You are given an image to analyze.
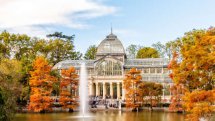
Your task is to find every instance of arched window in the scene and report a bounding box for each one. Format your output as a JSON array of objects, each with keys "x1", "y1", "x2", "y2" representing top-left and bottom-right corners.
[{"x1": 96, "y1": 60, "x2": 122, "y2": 76}]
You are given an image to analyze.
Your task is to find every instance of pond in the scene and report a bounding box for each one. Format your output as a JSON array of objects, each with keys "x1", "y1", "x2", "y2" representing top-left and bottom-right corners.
[{"x1": 15, "y1": 111, "x2": 185, "y2": 121}]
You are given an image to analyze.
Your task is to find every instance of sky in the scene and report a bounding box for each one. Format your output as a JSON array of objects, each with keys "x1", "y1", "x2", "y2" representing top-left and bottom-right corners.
[{"x1": 0, "y1": 0, "x2": 215, "y2": 54}]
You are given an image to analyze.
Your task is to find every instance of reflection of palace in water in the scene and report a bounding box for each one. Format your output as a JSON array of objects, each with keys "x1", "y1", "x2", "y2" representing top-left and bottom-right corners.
[{"x1": 53, "y1": 31, "x2": 172, "y2": 101}]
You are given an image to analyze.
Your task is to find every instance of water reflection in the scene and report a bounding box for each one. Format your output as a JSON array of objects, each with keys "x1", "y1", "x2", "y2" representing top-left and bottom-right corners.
[{"x1": 15, "y1": 111, "x2": 185, "y2": 121}]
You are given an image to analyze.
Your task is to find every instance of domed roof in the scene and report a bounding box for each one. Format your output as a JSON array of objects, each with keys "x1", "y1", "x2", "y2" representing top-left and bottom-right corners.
[{"x1": 96, "y1": 33, "x2": 125, "y2": 55}]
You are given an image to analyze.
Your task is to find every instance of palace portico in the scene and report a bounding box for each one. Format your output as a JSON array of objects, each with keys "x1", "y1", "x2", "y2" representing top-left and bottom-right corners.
[{"x1": 89, "y1": 81, "x2": 123, "y2": 100}]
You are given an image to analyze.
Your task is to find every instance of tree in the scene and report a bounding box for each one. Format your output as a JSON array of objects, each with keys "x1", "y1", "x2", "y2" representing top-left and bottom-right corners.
[
  {"x1": 59, "y1": 67, "x2": 79, "y2": 112},
  {"x1": 142, "y1": 82, "x2": 163, "y2": 110},
  {"x1": 0, "y1": 31, "x2": 82, "y2": 109},
  {"x1": 152, "y1": 42, "x2": 166, "y2": 58},
  {"x1": 46, "y1": 32, "x2": 82, "y2": 64},
  {"x1": 136, "y1": 47, "x2": 160, "y2": 58},
  {"x1": 31, "y1": 38, "x2": 82, "y2": 65},
  {"x1": 168, "y1": 28, "x2": 214, "y2": 90},
  {"x1": 0, "y1": 31, "x2": 11, "y2": 59},
  {"x1": 165, "y1": 40, "x2": 180, "y2": 60},
  {"x1": 28, "y1": 57, "x2": 57, "y2": 112},
  {"x1": 165, "y1": 29, "x2": 206, "y2": 60},
  {"x1": 168, "y1": 27, "x2": 215, "y2": 120},
  {"x1": 49, "y1": 39, "x2": 73, "y2": 64},
  {"x1": 0, "y1": 59, "x2": 22, "y2": 121},
  {"x1": 10, "y1": 34, "x2": 31, "y2": 60},
  {"x1": 31, "y1": 39, "x2": 51, "y2": 58},
  {"x1": 123, "y1": 68, "x2": 143, "y2": 110},
  {"x1": 126, "y1": 44, "x2": 142, "y2": 59},
  {"x1": 0, "y1": 31, "x2": 35, "y2": 105},
  {"x1": 183, "y1": 90, "x2": 215, "y2": 121},
  {"x1": 46, "y1": 31, "x2": 75, "y2": 42},
  {"x1": 169, "y1": 84, "x2": 187, "y2": 112},
  {"x1": 84, "y1": 45, "x2": 97, "y2": 60}
]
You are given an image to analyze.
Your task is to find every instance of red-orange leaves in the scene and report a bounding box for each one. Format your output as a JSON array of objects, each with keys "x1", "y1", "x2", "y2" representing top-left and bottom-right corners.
[
  {"x1": 168, "y1": 28, "x2": 215, "y2": 120},
  {"x1": 169, "y1": 84, "x2": 187, "y2": 112},
  {"x1": 123, "y1": 68, "x2": 143, "y2": 110},
  {"x1": 183, "y1": 90, "x2": 215, "y2": 121},
  {"x1": 28, "y1": 56, "x2": 57, "y2": 112},
  {"x1": 59, "y1": 67, "x2": 79, "y2": 110}
]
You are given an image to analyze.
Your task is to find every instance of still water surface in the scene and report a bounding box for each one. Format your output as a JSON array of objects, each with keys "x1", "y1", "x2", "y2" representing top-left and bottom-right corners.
[{"x1": 15, "y1": 111, "x2": 185, "y2": 121}]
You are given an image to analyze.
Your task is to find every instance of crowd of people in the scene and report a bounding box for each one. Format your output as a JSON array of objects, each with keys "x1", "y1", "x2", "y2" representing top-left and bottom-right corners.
[{"x1": 89, "y1": 96, "x2": 121, "y2": 109}]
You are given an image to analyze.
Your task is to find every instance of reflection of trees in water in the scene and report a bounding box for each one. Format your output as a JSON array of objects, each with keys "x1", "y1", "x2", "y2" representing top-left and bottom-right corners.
[{"x1": 15, "y1": 111, "x2": 185, "y2": 121}]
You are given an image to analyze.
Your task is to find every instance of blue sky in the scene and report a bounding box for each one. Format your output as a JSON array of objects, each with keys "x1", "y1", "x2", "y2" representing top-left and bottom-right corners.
[{"x1": 0, "y1": 0, "x2": 215, "y2": 54}]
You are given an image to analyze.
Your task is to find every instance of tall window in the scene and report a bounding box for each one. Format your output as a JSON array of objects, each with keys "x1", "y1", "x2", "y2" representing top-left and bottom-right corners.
[
  {"x1": 96, "y1": 60, "x2": 122, "y2": 76},
  {"x1": 150, "y1": 68, "x2": 155, "y2": 73},
  {"x1": 143, "y1": 68, "x2": 149, "y2": 73},
  {"x1": 156, "y1": 68, "x2": 162, "y2": 73}
]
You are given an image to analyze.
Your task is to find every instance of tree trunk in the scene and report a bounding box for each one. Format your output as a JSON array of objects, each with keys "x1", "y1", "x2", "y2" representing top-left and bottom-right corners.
[{"x1": 68, "y1": 108, "x2": 74, "y2": 112}]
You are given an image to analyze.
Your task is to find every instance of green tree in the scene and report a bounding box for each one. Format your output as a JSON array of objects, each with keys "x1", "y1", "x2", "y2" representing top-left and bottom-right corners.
[
  {"x1": 46, "y1": 31, "x2": 75, "y2": 42},
  {"x1": 136, "y1": 47, "x2": 160, "y2": 58},
  {"x1": 0, "y1": 59, "x2": 22, "y2": 121},
  {"x1": 165, "y1": 29, "x2": 206, "y2": 60},
  {"x1": 152, "y1": 42, "x2": 165, "y2": 58},
  {"x1": 46, "y1": 32, "x2": 82, "y2": 64},
  {"x1": 84, "y1": 45, "x2": 97, "y2": 60},
  {"x1": 0, "y1": 31, "x2": 12, "y2": 59},
  {"x1": 10, "y1": 34, "x2": 31, "y2": 60},
  {"x1": 48, "y1": 39, "x2": 81, "y2": 64},
  {"x1": 0, "y1": 31, "x2": 33, "y2": 105},
  {"x1": 126, "y1": 44, "x2": 141, "y2": 59}
]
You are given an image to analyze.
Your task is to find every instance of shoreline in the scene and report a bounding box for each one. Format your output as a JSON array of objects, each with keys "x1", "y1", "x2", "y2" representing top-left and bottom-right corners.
[{"x1": 16, "y1": 107, "x2": 183, "y2": 114}]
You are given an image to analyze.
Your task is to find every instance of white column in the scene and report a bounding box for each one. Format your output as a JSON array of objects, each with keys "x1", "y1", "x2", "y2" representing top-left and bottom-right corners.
[
  {"x1": 96, "y1": 82, "x2": 99, "y2": 96},
  {"x1": 162, "y1": 83, "x2": 165, "y2": 101},
  {"x1": 89, "y1": 82, "x2": 93, "y2": 96},
  {"x1": 103, "y1": 82, "x2": 106, "y2": 99},
  {"x1": 122, "y1": 82, "x2": 125, "y2": 100},
  {"x1": 117, "y1": 82, "x2": 120, "y2": 99},
  {"x1": 110, "y1": 82, "x2": 113, "y2": 99},
  {"x1": 92, "y1": 83, "x2": 95, "y2": 96}
]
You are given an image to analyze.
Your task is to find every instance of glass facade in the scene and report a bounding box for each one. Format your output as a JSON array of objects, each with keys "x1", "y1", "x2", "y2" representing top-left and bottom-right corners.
[
  {"x1": 52, "y1": 32, "x2": 173, "y2": 100},
  {"x1": 96, "y1": 33, "x2": 125, "y2": 55},
  {"x1": 96, "y1": 60, "x2": 122, "y2": 76}
]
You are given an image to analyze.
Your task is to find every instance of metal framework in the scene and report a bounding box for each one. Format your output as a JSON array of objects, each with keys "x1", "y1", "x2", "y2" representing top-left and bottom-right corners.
[{"x1": 52, "y1": 32, "x2": 173, "y2": 101}]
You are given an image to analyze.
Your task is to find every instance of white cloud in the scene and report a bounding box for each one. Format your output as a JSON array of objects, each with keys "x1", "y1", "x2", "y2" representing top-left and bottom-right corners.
[
  {"x1": 0, "y1": 0, "x2": 116, "y2": 36},
  {"x1": 8, "y1": 26, "x2": 53, "y2": 38}
]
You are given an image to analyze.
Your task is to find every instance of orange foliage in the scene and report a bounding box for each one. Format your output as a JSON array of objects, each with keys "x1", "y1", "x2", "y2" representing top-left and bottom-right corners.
[
  {"x1": 168, "y1": 28, "x2": 215, "y2": 90},
  {"x1": 28, "y1": 56, "x2": 57, "y2": 112},
  {"x1": 183, "y1": 89, "x2": 215, "y2": 121},
  {"x1": 168, "y1": 27, "x2": 215, "y2": 120},
  {"x1": 123, "y1": 68, "x2": 143, "y2": 109},
  {"x1": 142, "y1": 82, "x2": 163, "y2": 110},
  {"x1": 59, "y1": 67, "x2": 79, "y2": 110},
  {"x1": 169, "y1": 84, "x2": 188, "y2": 112}
]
